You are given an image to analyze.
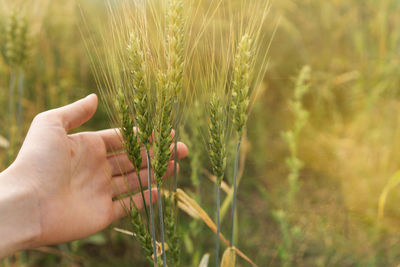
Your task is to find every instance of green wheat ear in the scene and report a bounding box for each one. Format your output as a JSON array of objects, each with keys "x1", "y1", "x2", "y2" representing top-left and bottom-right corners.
[
  {"x1": 116, "y1": 88, "x2": 153, "y2": 260},
  {"x1": 208, "y1": 94, "x2": 227, "y2": 267},
  {"x1": 165, "y1": 193, "x2": 180, "y2": 266},
  {"x1": 167, "y1": 0, "x2": 185, "y2": 98},
  {"x1": 153, "y1": 72, "x2": 174, "y2": 187},
  {"x1": 115, "y1": 89, "x2": 142, "y2": 171},
  {"x1": 5, "y1": 10, "x2": 29, "y2": 68},
  {"x1": 127, "y1": 33, "x2": 153, "y2": 148},
  {"x1": 229, "y1": 33, "x2": 254, "y2": 250},
  {"x1": 208, "y1": 94, "x2": 227, "y2": 185},
  {"x1": 231, "y1": 34, "x2": 252, "y2": 137},
  {"x1": 152, "y1": 71, "x2": 174, "y2": 267},
  {"x1": 130, "y1": 201, "x2": 154, "y2": 263}
]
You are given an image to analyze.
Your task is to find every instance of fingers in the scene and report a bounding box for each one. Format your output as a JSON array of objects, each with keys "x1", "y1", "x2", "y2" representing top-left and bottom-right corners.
[
  {"x1": 112, "y1": 189, "x2": 158, "y2": 221},
  {"x1": 108, "y1": 142, "x2": 188, "y2": 175},
  {"x1": 94, "y1": 128, "x2": 180, "y2": 154},
  {"x1": 111, "y1": 161, "x2": 177, "y2": 197},
  {"x1": 98, "y1": 128, "x2": 176, "y2": 153},
  {"x1": 97, "y1": 128, "x2": 124, "y2": 152},
  {"x1": 52, "y1": 94, "x2": 98, "y2": 131},
  {"x1": 171, "y1": 141, "x2": 188, "y2": 160}
]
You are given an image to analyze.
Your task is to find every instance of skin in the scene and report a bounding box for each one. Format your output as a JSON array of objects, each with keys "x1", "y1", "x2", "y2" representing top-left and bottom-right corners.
[{"x1": 0, "y1": 94, "x2": 188, "y2": 258}]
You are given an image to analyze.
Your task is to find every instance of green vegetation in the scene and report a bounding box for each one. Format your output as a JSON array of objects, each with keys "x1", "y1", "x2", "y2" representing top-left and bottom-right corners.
[{"x1": 1, "y1": 0, "x2": 400, "y2": 266}]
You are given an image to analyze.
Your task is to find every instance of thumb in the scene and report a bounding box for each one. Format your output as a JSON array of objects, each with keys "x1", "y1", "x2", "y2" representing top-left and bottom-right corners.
[{"x1": 53, "y1": 94, "x2": 98, "y2": 131}]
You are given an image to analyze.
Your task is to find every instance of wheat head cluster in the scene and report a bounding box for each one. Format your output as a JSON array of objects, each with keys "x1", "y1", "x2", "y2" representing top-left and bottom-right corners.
[{"x1": 87, "y1": 0, "x2": 269, "y2": 266}]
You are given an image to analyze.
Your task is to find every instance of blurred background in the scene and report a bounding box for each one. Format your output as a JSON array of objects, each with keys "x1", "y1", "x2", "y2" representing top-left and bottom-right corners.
[{"x1": 0, "y1": 0, "x2": 399, "y2": 266}]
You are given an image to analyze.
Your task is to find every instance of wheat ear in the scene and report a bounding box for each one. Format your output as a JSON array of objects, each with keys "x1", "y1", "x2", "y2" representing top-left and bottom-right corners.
[
  {"x1": 128, "y1": 33, "x2": 153, "y2": 147},
  {"x1": 127, "y1": 33, "x2": 158, "y2": 266},
  {"x1": 208, "y1": 94, "x2": 227, "y2": 267},
  {"x1": 115, "y1": 89, "x2": 155, "y2": 262},
  {"x1": 165, "y1": 0, "x2": 186, "y2": 264},
  {"x1": 153, "y1": 72, "x2": 174, "y2": 267},
  {"x1": 230, "y1": 34, "x2": 253, "y2": 251},
  {"x1": 166, "y1": 0, "x2": 185, "y2": 193}
]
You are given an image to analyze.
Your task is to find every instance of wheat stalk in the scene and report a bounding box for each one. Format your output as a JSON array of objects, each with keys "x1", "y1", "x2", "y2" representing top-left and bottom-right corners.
[
  {"x1": 165, "y1": 0, "x2": 186, "y2": 264},
  {"x1": 152, "y1": 71, "x2": 174, "y2": 267},
  {"x1": 130, "y1": 199, "x2": 154, "y2": 262},
  {"x1": 114, "y1": 89, "x2": 157, "y2": 264},
  {"x1": 115, "y1": 89, "x2": 148, "y2": 220},
  {"x1": 126, "y1": 30, "x2": 159, "y2": 266},
  {"x1": 208, "y1": 93, "x2": 227, "y2": 267},
  {"x1": 231, "y1": 34, "x2": 252, "y2": 137},
  {"x1": 127, "y1": 32, "x2": 153, "y2": 224},
  {"x1": 230, "y1": 34, "x2": 253, "y2": 253}
]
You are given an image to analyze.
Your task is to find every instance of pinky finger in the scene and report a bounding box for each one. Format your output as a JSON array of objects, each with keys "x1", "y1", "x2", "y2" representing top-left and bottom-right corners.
[{"x1": 112, "y1": 189, "x2": 158, "y2": 221}]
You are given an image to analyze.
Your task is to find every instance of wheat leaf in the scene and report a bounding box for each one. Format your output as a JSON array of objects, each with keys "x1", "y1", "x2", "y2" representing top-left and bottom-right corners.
[
  {"x1": 378, "y1": 170, "x2": 400, "y2": 220},
  {"x1": 221, "y1": 247, "x2": 236, "y2": 267},
  {"x1": 113, "y1": 227, "x2": 168, "y2": 259},
  {"x1": 176, "y1": 189, "x2": 258, "y2": 267},
  {"x1": 198, "y1": 253, "x2": 210, "y2": 267}
]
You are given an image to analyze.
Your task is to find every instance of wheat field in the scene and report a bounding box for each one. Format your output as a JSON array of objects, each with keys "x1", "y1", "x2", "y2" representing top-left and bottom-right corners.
[{"x1": 0, "y1": 0, "x2": 399, "y2": 266}]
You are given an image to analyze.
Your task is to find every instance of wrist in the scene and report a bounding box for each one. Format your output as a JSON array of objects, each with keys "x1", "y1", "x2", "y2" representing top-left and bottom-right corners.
[{"x1": 0, "y1": 163, "x2": 41, "y2": 258}]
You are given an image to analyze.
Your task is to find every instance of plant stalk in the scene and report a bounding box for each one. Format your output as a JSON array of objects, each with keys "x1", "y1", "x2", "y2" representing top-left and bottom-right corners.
[
  {"x1": 173, "y1": 134, "x2": 178, "y2": 192},
  {"x1": 7, "y1": 70, "x2": 16, "y2": 163},
  {"x1": 136, "y1": 170, "x2": 149, "y2": 229},
  {"x1": 146, "y1": 148, "x2": 158, "y2": 266},
  {"x1": 8, "y1": 70, "x2": 16, "y2": 136},
  {"x1": 17, "y1": 69, "x2": 24, "y2": 138},
  {"x1": 157, "y1": 186, "x2": 167, "y2": 267},
  {"x1": 230, "y1": 136, "x2": 242, "y2": 247},
  {"x1": 173, "y1": 101, "x2": 180, "y2": 192},
  {"x1": 216, "y1": 184, "x2": 221, "y2": 267}
]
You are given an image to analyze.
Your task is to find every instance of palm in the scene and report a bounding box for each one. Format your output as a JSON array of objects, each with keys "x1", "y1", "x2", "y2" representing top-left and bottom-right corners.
[
  {"x1": 12, "y1": 95, "x2": 188, "y2": 246},
  {"x1": 17, "y1": 114, "x2": 114, "y2": 244}
]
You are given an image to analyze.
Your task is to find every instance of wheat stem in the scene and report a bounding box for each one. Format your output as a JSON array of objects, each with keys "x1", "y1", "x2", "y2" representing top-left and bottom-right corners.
[
  {"x1": 216, "y1": 184, "x2": 221, "y2": 267},
  {"x1": 8, "y1": 70, "x2": 16, "y2": 134},
  {"x1": 136, "y1": 170, "x2": 149, "y2": 229},
  {"x1": 7, "y1": 70, "x2": 16, "y2": 163},
  {"x1": 173, "y1": 130, "x2": 179, "y2": 192},
  {"x1": 157, "y1": 186, "x2": 167, "y2": 267},
  {"x1": 230, "y1": 136, "x2": 242, "y2": 248},
  {"x1": 146, "y1": 148, "x2": 158, "y2": 266},
  {"x1": 208, "y1": 94, "x2": 226, "y2": 267},
  {"x1": 17, "y1": 69, "x2": 24, "y2": 138},
  {"x1": 173, "y1": 101, "x2": 180, "y2": 193}
]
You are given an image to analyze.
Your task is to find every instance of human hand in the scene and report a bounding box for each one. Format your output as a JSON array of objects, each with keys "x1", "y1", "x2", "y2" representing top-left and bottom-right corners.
[{"x1": 0, "y1": 94, "x2": 187, "y2": 255}]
